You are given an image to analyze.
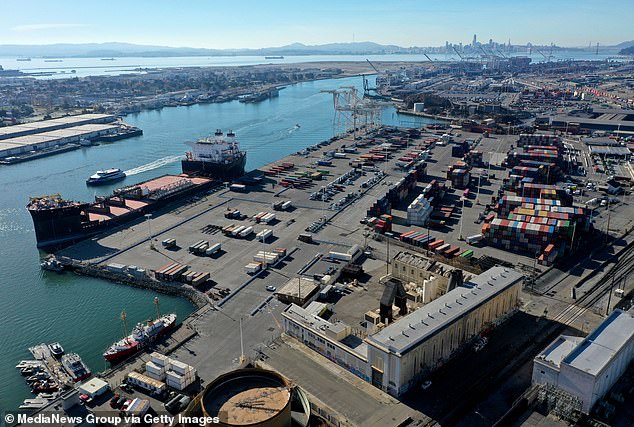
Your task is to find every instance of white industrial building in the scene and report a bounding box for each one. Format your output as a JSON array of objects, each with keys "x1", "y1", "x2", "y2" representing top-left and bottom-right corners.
[
  {"x1": 283, "y1": 266, "x2": 524, "y2": 396},
  {"x1": 532, "y1": 309, "x2": 634, "y2": 413}
]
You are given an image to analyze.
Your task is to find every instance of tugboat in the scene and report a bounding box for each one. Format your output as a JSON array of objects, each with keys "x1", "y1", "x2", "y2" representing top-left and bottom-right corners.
[
  {"x1": 86, "y1": 168, "x2": 126, "y2": 186},
  {"x1": 103, "y1": 298, "x2": 177, "y2": 364},
  {"x1": 47, "y1": 343, "x2": 64, "y2": 359}
]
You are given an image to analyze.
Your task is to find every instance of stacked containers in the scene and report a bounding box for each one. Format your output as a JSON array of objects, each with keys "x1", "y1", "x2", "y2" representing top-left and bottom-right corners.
[
  {"x1": 407, "y1": 194, "x2": 433, "y2": 226},
  {"x1": 165, "y1": 359, "x2": 197, "y2": 391}
]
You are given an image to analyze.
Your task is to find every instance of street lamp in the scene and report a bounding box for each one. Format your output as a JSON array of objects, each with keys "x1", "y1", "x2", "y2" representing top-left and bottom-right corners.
[{"x1": 145, "y1": 213, "x2": 154, "y2": 248}]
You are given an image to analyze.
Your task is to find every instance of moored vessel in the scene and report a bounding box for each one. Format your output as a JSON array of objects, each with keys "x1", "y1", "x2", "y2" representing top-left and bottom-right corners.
[
  {"x1": 103, "y1": 298, "x2": 177, "y2": 364},
  {"x1": 47, "y1": 343, "x2": 64, "y2": 359},
  {"x1": 60, "y1": 353, "x2": 91, "y2": 382},
  {"x1": 182, "y1": 130, "x2": 246, "y2": 179}
]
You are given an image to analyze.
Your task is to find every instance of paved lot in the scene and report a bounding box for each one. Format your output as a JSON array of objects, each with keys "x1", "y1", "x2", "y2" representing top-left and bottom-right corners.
[{"x1": 259, "y1": 335, "x2": 429, "y2": 426}]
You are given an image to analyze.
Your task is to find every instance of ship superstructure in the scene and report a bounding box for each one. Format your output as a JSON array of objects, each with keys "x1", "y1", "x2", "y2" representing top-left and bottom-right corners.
[{"x1": 182, "y1": 129, "x2": 246, "y2": 178}]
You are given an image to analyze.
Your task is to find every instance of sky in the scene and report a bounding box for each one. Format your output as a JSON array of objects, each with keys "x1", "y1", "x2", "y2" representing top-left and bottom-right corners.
[{"x1": 1, "y1": 0, "x2": 632, "y2": 48}]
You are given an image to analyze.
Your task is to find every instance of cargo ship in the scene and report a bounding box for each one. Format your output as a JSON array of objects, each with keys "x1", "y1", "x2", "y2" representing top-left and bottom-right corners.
[
  {"x1": 103, "y1": 298, "x2": 176, "y2": 364},
  {"x1": 182, "y1": 129, "x2": 246, "y2": 178},
  {"x1": 60, "y1": 353, "x2": 91, "y2": 382},
  {"x1": 28, "y1": 131, "x2": 245, "y2": 249},
  {"x1": 28, "y1": 174, "x2": 214, "y2": 249}
]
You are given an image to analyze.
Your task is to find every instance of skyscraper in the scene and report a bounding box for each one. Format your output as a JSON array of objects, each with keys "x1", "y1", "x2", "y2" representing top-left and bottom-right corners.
[{"x1": 472, "y1": 34, "x2": 477, "y2": 47}]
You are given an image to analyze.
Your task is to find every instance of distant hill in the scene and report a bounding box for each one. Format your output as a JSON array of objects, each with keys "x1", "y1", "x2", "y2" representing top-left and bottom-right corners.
[
  {"x1": 0, "y1": 41, "x2": 413, "y2": 58},
  {"x1": 2, "y1": 40, "x2": 634, "y2": 58},
  {"x1": 620, "y1": 46, "x2": 634, "y2": 55}
]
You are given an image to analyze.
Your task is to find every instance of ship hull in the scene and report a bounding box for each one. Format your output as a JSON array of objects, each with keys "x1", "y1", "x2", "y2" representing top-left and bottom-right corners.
[
  {"x1": 104, "y1": 317, "x2": 176, "y2": 364},
  {"x1": 28, "y1": 176, "x2": 216, "y2": 250},
  {"x1": 181, "y1": 154, "x2": 246, "y2": 179}
]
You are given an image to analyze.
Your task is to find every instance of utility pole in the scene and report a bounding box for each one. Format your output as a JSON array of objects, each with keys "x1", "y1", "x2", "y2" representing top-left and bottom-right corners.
[
  {"x1": 239, "y1": 317, "x2": 246, "y2": 364},
  {"x1": 606, "y1": 275, "x2": 615, "y2": 315},
  {"x1": 459, "y1": 196, "x2": 465, "y2": 240},
  {"x1": 386, "y1": 235, "x2": 390, "y2": 276},
  {"x1": 145, "y1": 214, "x2": 154, "y2": 248}
]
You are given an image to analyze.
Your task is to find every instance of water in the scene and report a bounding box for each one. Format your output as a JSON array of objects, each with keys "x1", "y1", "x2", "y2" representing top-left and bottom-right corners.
[
  {"x1": 0, "y1": 75, "x2": 434, "y2": 412},
  {"x1": 1, "y1": 50, "x2": 628, "y2": 79}
]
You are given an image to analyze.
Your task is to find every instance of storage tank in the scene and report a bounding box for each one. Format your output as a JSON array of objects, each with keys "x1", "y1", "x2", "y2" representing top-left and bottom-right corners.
[{"x1": 200, "y1": 368, "x2": 293, "y2": 427}]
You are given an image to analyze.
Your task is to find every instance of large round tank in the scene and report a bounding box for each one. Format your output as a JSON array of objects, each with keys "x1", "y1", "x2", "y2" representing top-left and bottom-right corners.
[{"x1": 201, "y1": 368, "x2": 292, "y2": 427}]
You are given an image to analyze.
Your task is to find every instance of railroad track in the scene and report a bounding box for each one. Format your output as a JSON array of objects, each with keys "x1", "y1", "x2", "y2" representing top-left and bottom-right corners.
[{"x1": 551, "y1": 241, "x2": 634, "y2": 327}]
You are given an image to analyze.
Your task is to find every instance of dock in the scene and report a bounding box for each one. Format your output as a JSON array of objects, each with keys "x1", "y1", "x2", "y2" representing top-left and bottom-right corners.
[{"x1": 28, "y1": 344, "x2": 74, "y2": 388}]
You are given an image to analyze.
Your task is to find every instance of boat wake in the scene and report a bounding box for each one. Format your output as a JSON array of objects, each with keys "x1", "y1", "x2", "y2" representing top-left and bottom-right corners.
[{"x1": 124, "y1": 155, "x2": 183, "y2": 176}]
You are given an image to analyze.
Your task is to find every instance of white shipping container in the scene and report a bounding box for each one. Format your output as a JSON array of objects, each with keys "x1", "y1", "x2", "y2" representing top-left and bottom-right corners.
[
  {"x1": 256, "y1": 229, "x2": 273, "y2": 241},
  {"x1": 245, "y1": 262, "x2": 262, "y2": 274},
  {"x1": 261, "y1": 213, "x2": 276, "y2": 223},
  {"x1": 205, "y1": 243, "x2": 221, "y2": 255},
  {"x1": 146, "y1": 360, "x2": 166, "y2": 374},
  {"x1": 167, "y1": 359, "x2": 192, "y2": 374},
  {"x1": 150, "y1": 352, "x2": 168, "y2": 367},
  {"x1": 145, "y1": 370, "x2": 166, "y2": 381},
  {"x1": 239, "y1": 226, "x2": 254, "y2": 238},
  {"x1": 232, "y1": 226, "x2": 246, "y2": 236}
]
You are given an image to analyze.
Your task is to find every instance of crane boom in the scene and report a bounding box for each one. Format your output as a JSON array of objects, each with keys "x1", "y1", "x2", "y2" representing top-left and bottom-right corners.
[
  {"x1": 452, "y1": 46, "x2": 464, "y2": 61},
  {"x1": 366, "y1": 59, "x2": 380, "y2": 73},
  {"x1": 423, "y1": 53, "x2": 434, "y2": 63}
]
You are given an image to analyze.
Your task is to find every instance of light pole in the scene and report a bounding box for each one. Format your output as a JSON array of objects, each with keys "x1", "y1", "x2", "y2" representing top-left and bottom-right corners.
[
  {"x1": 145, "y1": 214, "x2": 154, "y2": 248},
  {"x1": 458, "y1": 196, "x2": 465, "y2": 240}
]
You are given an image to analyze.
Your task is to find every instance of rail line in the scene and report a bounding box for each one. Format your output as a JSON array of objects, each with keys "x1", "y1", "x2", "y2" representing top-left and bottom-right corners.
[{"x1": 551, "y1": 242, "x2": 634, "y2": 327}]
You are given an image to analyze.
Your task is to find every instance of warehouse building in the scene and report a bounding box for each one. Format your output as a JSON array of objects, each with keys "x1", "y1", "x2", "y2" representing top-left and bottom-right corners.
[
  {"x1": 0, "y1": 123, "x2": 120, "y2": 157},
  {"x1": 532, "y1": 309, "x2": 634, "y2": 413},
  {"x1": 282, "y1": 266, "x2": 523, "y2": 396},
  {"x1": 0, "y1": 113, "x2": 115, "y2": 140}
]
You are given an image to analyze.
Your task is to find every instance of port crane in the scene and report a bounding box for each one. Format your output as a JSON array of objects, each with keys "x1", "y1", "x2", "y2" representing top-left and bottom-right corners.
[{"x1": 423, "y1": 53, "x2": 435, "y2": 63}]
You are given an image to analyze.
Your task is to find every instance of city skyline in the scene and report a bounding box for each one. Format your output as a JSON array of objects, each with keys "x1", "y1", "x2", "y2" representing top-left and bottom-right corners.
[{"x1": 1, "y1": 0, "x2": 633, "y2": 49}]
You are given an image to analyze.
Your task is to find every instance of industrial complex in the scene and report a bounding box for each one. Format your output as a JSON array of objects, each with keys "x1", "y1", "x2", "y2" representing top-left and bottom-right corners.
[{"x1": 4, "y1": 34, "x2": 634, "y2": 427}]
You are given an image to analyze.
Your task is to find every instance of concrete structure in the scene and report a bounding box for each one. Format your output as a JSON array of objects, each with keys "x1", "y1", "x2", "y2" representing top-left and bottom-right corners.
[
  {"x1": 199, "y1": 368, "x2": 299, "y2": 427},
  {"x1": 78, "y1": 377, "x2": 109, "y2": 399},
  {"x1": 391, "y1": 251, "x2": 460, "y2": 298},
  {"x1": 275, "y1": 277, "x2": 319, "y2": 306},
  {"x1": 283, "y1": 266, "x2": 523, "y2": 396},
  {"x1": 532, "y1": 309, "x2": 634, "y2": 413}
]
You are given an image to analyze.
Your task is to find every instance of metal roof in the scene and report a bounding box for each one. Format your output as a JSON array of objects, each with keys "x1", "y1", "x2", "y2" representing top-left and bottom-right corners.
[
  {"x1": 366, "y1": 266, "x2": 524, "y2": 355},
  {"x1": 562, "y1": 309, "x2": 634, "y2": 376},
  {"x1": 535, "y1": 335, "x2": 584, "y2": 368}
]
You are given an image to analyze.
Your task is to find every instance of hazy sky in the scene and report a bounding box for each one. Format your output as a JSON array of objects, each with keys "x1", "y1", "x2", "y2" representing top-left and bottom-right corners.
[{"x1": 2, "y1": 0, "x2": 632, "y2": 48}]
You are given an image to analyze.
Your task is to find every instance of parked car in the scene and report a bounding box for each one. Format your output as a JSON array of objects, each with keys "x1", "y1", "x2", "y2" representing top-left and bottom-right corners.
[{"x1": 266, "y1": 285, "x2": 276, "y2": 292}]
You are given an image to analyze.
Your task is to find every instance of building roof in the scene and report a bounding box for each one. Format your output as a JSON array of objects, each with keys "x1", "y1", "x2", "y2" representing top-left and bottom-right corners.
[
  {"x1": 535, "y1": 335, "x2": 584, "y2": 368},
  {"x1": 277, "y1": 277, "x2": 318, "y2": 300},
  {"x1": 562, "y1": 309, "x2": 634, "y2": 376},
  {"x1": 366, "y1": 266, "x2": 524, "y2": 355},
  {"x1": 589, "y1": 146, "x2": 631, "y2": 156},
  {"x1": 79, "y1": 377, "x2": 109, "y2": 395}
]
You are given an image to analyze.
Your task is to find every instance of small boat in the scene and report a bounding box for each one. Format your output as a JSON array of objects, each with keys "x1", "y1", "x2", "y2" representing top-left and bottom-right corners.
[
  {"x1": 61, "y1": 353, "x2": 91, "y2": 382},
  {"x1": 16, "y1": 58, "x2": 32, "y2": 62},
  {"x1": 79, "y1": 138, "x2": 97, "y2": 147},
  {"x1": 295, "y1": 124, "x2": 301, "y2": 128},
  {"x1": 86, "y1": 168, "x2": 126, "y2": 186},
  {"x1": 41, "y1": 258, "x2": 64, "y2": 272},
  {"x1": 20, "y1": 365, "x2": 44, "y2": 376},
  {"x1": 31, "y1": 380, "x2": 59, "y2": 393},
  {"x1": 48, "y1": 342, "x2": 64, "y2": 359}
]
